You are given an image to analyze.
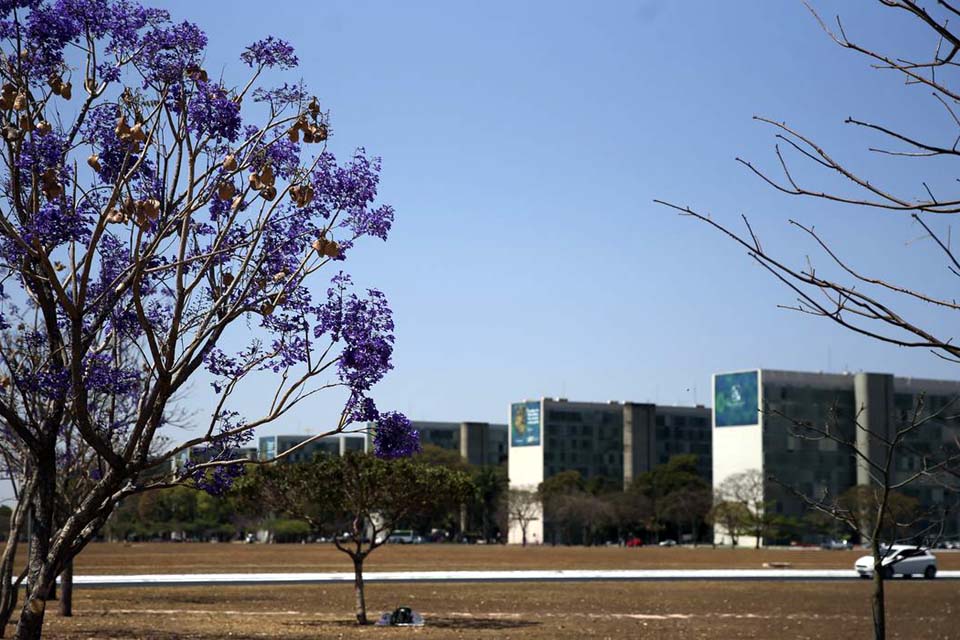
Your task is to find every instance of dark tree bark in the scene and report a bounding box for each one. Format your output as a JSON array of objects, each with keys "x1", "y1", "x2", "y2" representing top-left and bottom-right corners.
[
  {"x1": 58, "y1": 561, "x2": 72, "y2": 617},
  {"x1": 352, "y1": 554, "x2": 367, "y2": 625}
]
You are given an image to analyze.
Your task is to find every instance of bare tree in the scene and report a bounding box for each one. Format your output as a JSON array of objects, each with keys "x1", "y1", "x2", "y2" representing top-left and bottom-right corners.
[
  {"x1": 655, "y1": 4, "x2": 960, "y2": 638},
  {"x1": 768, "y1": 395, "x2": 960, "y2": 640},
  {"x1": 505, "y1": 488, "x2": 539, "y2": 546},
  {"x1": 716, "y1": 469, "x2": 780, "y2": 549}
]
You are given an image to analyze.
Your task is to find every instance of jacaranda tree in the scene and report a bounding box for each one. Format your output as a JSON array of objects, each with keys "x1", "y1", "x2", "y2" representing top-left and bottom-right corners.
[{"x1": 0, "y1": 1, "x2": 420, "y2": 637}]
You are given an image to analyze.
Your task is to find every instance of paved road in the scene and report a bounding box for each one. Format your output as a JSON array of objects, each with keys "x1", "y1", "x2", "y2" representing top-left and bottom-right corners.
[{"x1": 67, "y1": 569, "x2": 960, "y2": 588}]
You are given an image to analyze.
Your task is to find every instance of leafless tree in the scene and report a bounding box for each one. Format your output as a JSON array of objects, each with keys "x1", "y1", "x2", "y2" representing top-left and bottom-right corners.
[
  {"x1": 715, "y1": 470, "x2": 780, "y2": 548},
  {"x1": 505, "y1": 488, "x2": 539, "y2": 546},
  {"x1": 656, "y1": 4, "x2": 960, "y2": 637},
  {"x1": 768, "y1": 394, "x2": 960, "y2": 640}
]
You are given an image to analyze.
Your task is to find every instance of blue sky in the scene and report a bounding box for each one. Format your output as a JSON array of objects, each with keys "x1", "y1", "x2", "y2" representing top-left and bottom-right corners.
[{"x1": 151, "y1": 0, "x2": 960, "y2": 433}]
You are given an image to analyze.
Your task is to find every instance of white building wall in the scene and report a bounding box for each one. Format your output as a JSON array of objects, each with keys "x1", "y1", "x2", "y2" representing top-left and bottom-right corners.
[
  {"x1": 712, "y1": 370, "x2": 764, "y2": 547},
  {"x1": 507, "y1": 400, "x2": 544, "y2": 544}
]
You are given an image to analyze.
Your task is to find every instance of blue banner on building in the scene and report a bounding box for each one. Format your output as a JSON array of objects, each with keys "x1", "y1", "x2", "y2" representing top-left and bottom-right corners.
[
  {"x1": 715, "y1": 371, "x2": 759, "y2": 427},
  {"x1": 511, "y1": 401, "x2": 541, "y2": 446}
]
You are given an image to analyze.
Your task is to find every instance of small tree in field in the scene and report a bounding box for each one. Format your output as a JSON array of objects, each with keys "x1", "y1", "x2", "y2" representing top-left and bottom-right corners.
[
  {"x1": 505, "y1": 488, "x2": 539, "y2": 546},
  {"x1": 244, "y1": 448, "x2": 473, "y2": 625},
  {"x1": 0, "y1": 2, "x2": 415, "y2": 638},
  {"x1": 707, "y1": 499, "x2": 751, "y2": 547}
]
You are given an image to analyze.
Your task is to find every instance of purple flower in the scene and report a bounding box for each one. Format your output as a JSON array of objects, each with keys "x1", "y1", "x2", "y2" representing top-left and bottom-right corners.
[
  {"x1": 241, "y1": 36, "x2": 297, "y2": 70},
  {"x1": 140, "y1": 20, "x2": 207, "y2": 85},
  {"x1": 373, "y1": 412, "x2": 419, "y2": 459},
  {"x1": 187, "y1": 81, "x2": 242, "y2": 142}
]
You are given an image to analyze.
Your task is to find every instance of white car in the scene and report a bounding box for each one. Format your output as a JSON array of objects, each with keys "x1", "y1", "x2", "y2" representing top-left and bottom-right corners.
[{"x1": 855, "y1": 545, "x2": 937, "y2": 579}]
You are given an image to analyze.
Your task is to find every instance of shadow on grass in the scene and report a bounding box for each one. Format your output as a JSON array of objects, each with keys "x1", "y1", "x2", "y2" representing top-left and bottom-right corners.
[{"x1": 303, "y1": 616, "x2": 541, "y2": 631}]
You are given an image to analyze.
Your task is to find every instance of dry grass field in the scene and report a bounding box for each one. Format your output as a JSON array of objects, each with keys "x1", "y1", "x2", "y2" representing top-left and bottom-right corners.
[{"x1": 19, "y1": 543, "x2": 960, "y2": 639}]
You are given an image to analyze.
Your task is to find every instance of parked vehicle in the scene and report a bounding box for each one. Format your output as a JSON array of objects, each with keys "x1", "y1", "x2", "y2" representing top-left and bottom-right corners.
[
  {"x1": 855, "y1": 545, "x2": 937, "y2": 579},
  {"x1": 386, "y1": 529, "x2": 415, "y2": 544},
  {"x1": 820, "y1": 539, "x2": 853, "y2": 550},
  {"x1": 658, "y1": 539, "x2": 677, "y2": 547},
  {"x1": 625, "y1": 537, "x2": 643, "y2": 548}
]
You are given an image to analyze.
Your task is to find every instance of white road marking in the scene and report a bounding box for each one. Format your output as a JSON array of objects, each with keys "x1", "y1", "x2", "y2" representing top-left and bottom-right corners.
[{"x1": 63, "y1": 568, "x2": 960, "y2": 587}]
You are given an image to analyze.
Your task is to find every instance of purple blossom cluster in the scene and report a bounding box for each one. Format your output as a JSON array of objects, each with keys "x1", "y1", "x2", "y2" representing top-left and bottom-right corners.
[
  {"x1": 373, "y1": 412, "x2": 420, "y2": 459},
  {"x1": 186, "y1": 81, "x2": 242, "y2": 142},
  {"x1": 241, "y1": 36, "x2": 298, "y2": 70}
]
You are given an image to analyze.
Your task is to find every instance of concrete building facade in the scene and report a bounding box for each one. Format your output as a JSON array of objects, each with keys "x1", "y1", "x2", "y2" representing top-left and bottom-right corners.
[
  {"x1": 406, "y1": 421, "x2": 508, "y2": 467},
  {"x1": 712, "y1": 369, "x2": 960, "y2": 547},
  {"x1": 507, "y1": 398, "x2": 712, "y2": 544},
  {"x1": 257, "y1": 433, "x2": 368, "y2": 463}
]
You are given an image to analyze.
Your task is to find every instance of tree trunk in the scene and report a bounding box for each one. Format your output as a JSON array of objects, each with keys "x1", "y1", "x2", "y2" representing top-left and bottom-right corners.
[
  {"x1": 353, "y1": 555, "x2": 367, "y2": 625},
  {"x1": 58, "y1": 561, "x2": 72, "y2": 617},
  {"x1": 14, "y1": 454, "x2": 56, "y2": 640},
  {"x1": 871, "y1": 548, "x2": 886, "y2": 640}
]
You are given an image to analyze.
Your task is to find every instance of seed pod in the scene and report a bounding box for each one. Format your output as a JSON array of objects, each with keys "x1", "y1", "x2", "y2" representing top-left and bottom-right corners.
[
  {"x1": 12, "y1": 92, "x2": 26, "y2": 111},
  {"x1": 261, "y1": 185, "x2": 277, "y2": 201},
  {"x1": 18, "y1": 114, "x2": 32, "y2": 131},
  {"x1": 323, "y1": 239, "x2": 339, "y2": 258},
  {"x1": 0, "y1": 375, "x2": 9, "y2": 389},
  {"x1": 311, "y1": 123, "x2": 328, "y2": 142},
  {"x1": 273, "y1": 271, "x2": 287, "y2": 283},
  {"x1": 2, "y1": 125, "x2": 18, "y2": 141},
  {"x1": 129, "y1": 122, "x2": 146, "y2": 142},
  {"x1": 36, "y1": 120, "x2": 51, "y2": 135},
  {"x1": 115, "y1": 115, "x2": 130, "y2": 139},
  {"x1": 48, "y1": 75, "x2": 62, "y2": 93},
  {"x1": 106, "y1": 209, "x2": 126, "y2": 224},
  {"x1": 287, "y1": 126, "x2": 300, "y2": 143},
  {"x1": 60, "y1": 81, "x2": 72, "y2": 100},
  {"x1": 87, "y1": 154, "x2": 102, "y2": 172},
  {"x1": 259, "y1": 164, "x2": 274, "y2": 187},
  {"x1": 308, "y1": 97, "x2": 320, "y2": 117},
  {"x1": 142, "y1": 198, "x2": 161, "y2": 221},
  {"x1": 302, "y1": 128, "x2": 314, "y2": 144},
  {"x1": 248, "y1": 172, "x2": 263, "y2": 191},
  {"x1": 53, "y1": 261, "x2": 65, "y2": 271},
  {"x1": 0, "y1": 96, "x2": 10, "y2": 111},
  {"x1": 217, "y1": 181, "x2": 236, "y2": 201},
  {"x1": 222, "y1": 272, "x2": 234, "y2": 287},
  {"x1": 260, "y1": 302, "x2": 274, "y2": 316},
  {"x1": 231, "y1": 194, "x2": 244, "y2": 211},
  {"x1": 222, "y1": 154, "x2": 238, "y2": 171},
  {"x1": 290, "y1": 184, "x2": 314, "y2": 208}
]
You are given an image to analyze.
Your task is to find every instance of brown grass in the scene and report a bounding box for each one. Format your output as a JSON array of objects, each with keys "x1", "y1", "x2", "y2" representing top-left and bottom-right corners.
[{"x1": 19, "y1": 544, "x2": 960, "y2": 639}]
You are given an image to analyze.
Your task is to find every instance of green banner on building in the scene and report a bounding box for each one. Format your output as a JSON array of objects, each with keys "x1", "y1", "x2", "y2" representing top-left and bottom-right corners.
[{"x1": 715, "y1": 371, "x2": 759, "y2": 427}]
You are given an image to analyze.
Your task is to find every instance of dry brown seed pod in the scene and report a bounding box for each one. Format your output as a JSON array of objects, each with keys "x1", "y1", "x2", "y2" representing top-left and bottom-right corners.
[
  {"x1": 273, "y1": 271, "x2": 287, "y2": 283},
  {"x1": 142, "y1": 198, "x2": 161, "y2": 220},
  {"x1": 0, "y1": 96, "x2": 10, "y2": 111},
  {"x1": 302, "y1": 128, "x2": 314, "y2": 144},
  {"x1": 287, "y1": 126, "x2": 300, "y2": 143},
  {"x1": 223, "y1": 154, "x2": 238, "y2": 171},
  {"x1": 231, "y1": 194, "x2": 244, "y2": 211},
  {"x1": 36, "y1": 120, "x2": 51, "y2": 135},
  {"x1": 60, "y1": 82, "x2": 72, "y2": 100},
  {"x1": 18, "y1": 114, "x2": 33, "y2": 131},
  {"x1": 312, "y1": 124, "x2": 328, "y2": 142},
  {"x1": 3, "y1": 83, "x2": 16, "y2": 98},
  {"x1": 222, "y1": 272, "x2": 234, "y2": 287},
  {"x1": 12, "y1": 92, "x2": 26, "y2": 110},
  {"x1": 53, "y1": 261, "x2": 65, "y2": 271},
  {"x1": 123, "y1": 195, "x2": 136, "y2": 215},
  {"x1": 260, "y1": 302, "x2": 274, "y2": 316},
  {"x1": 323, "y1": 240, "x2": 339, "y2": 258},
  {"x1": 259, "y1": 164, "x2": 274, "y2": 187},
  {"x1": 0, "y1": 375, "x2": 9, "y2": 389},
  {"x1": 261, "y1": 185, "x2": 277, "y2": 201},
  {"x1": 87, "y1": 154, "x2": 101, "y2": 172},
  {"x1": 129, "y1": 122, "x2": 146, "y2": 142},
  {"x1": 248, "y1": 173, "x2": 263, "y2": 191},
  {"x1": 217, "y1": 181, "x2": 236, "y2": 201},
  {"x1": 308, "y1": 97, "x2": 320, "y2": 117},
  {"x1": 106, "y1": 209, "x2": 126, "y2": 224},
  {"x1": 2, "y1": 125, "x2": 18, "y2": 141},
  {"x1": 115, "y1": 115, "x2": 130, "y2": 139}
]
